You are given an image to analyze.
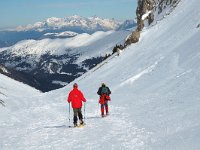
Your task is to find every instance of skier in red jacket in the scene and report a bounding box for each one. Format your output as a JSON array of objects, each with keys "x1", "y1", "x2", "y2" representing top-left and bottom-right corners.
[
  {"x1": 68, "y1": 83, "x2": 86, "y2": 127},
  {"x1": 97, "y1": 83, "x2": 111, "y2": 117}
]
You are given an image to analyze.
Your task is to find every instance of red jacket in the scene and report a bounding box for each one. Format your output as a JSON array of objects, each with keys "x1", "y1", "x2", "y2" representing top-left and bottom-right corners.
[{"x1": 68, "y1": 87, "x2": 86, "y2": 108}]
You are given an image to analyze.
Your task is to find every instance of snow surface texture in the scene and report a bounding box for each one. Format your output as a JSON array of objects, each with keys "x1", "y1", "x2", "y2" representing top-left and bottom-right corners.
[{"x1": 1, "y1": 0, "x2": 200, "y2": 149}]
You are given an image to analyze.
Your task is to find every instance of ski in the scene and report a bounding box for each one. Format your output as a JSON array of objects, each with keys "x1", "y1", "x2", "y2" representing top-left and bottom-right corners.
[{"x1": 69, "y1": 123, "x2": 86, "y2": 128}]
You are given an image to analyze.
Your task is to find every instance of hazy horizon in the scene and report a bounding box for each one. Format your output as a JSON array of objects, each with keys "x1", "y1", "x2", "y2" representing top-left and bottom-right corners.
[{"x1": 0, "y1": 0, "x2": 137, "y2": 30}]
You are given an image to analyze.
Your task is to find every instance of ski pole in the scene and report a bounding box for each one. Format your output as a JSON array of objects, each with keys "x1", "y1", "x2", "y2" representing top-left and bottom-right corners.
[
  {"x1": 68, "y1": 103, "x2": 71, "y2": 127},
  {"x1": 98, "y1": 102, "x2": 100, "y2": 116},
  {"x1": 84, "y1": 102, "x2": 86, "y2": 121}
]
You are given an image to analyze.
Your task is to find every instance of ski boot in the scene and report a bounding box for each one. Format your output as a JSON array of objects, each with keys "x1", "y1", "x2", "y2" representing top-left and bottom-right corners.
[{"x1": 80, "y1": 120, "x2": 84, "y2": 125}]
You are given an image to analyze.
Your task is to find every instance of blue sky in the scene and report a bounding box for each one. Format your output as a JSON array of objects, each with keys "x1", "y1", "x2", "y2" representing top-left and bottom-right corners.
[{"x1": 0, "y1": 0, "x2": 137, "y2": 29}]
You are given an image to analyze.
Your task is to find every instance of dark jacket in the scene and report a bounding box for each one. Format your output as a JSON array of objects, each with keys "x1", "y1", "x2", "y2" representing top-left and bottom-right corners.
[{"x1": 97, "y1": 86, "x2": 111, "y2": 96}]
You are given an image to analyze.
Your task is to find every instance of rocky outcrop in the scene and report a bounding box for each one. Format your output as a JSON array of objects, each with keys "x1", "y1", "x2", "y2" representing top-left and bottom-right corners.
[
  {"x1": 136, "y1": 0, "x2": 154, "y2": 31},
  {"x1": 125, "y1": 31, "x2": 140, "y2": 46},
  {"x1": 125, "y1": 0, "x2": 180, "y2": 46},
  {"x1": 136, "y1": 0, "x2": 180, "y2": 31}
]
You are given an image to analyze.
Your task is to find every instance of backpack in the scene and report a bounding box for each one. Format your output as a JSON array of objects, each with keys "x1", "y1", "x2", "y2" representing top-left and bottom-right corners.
[{"x1": 101, "y1": 87, "x2": 108, "y2": 95}]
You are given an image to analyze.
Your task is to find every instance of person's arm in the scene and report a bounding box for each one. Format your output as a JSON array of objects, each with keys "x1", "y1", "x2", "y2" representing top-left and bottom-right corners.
[
  {"x1": 67, "y1": 92, "x2": 71, "y2": 103},
  {"x1": 107, "y1": 87, "x2": 111, "y2": 95},
  {"x1": 97, "y1": 87, "x2": 101, "y2": 95},
  {"x1": 80, "y1": 90, "x2": 86, "y2": 102}
]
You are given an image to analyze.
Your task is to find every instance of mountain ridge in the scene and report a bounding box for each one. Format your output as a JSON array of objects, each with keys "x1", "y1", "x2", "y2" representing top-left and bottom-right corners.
[
  {"x1": 0, "y1": 16, "x2": 136, "y2": 48},
  {"x1": 13, "y1": 15, "x2": 135, "y2": 32},
  {"x1": 0, "y1": 30, "x2": 131, "y2": 92}
]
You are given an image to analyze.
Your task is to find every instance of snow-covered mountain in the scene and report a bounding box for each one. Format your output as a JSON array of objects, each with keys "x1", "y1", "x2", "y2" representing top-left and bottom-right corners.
[
  {"x1": 117, "y1": 19, "x2": 137, "y2": 30},
  {"x1": 0, "y1": 30, "x2": 131, "y2": 92},
  {"x1": 15, "y1": 15, "x2": 121, "y2": 32},
  {"x1": 43, "y1": 31, "x2": 78, "y2": 38},
  {"x1": 1, "y1": 0, "x2": 200, "y2": 149},
  {"x1": 0, "y1": 16, "x2": 136, "y2": 48}
]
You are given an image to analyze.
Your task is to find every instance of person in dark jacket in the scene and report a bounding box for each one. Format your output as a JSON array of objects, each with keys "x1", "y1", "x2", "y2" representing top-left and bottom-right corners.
[
  {"x1": 97, "y1": 83, "x2": 111, "y2": 117},
  {"x1": 68, "y1": 83, "x2": 86, "y2": 127}
]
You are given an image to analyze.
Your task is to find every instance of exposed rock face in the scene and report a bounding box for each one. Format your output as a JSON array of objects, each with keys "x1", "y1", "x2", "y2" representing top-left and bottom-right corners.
[
  {"x1": 125, "y1": 31, "x2": 140, "y2": 46},
  {"x1": 136, "y1": 0, "x2": 154, "y2": 31},
  {"x1": 125, "y1": 0, "x2": 180, "y2": 46},
  {"x1": 137, "y1": 0, "x2": 180, "y2": 31}
]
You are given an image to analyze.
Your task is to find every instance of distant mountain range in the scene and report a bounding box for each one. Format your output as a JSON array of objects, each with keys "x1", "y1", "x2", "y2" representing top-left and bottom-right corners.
[
  {"x1": 0, "y1": 15, "x2": 136, "y2": 48},
  {"x1": 15, "y1": 15, "x2": 121, "y2": 32},
  {"x1": 0, "y1": 30, "x2": 131, "y2": 92},
  {"x1": 0, "y1": 16, "x2": 135, "y2": 91}
]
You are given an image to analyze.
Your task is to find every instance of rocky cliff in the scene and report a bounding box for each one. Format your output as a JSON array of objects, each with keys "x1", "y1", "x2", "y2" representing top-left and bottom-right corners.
[{"x1": 125, "y1": 0, "x2": 180, "y2": 46}]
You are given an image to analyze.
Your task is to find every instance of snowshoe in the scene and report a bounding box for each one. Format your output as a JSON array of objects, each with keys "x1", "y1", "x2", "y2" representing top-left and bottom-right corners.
[{"x1": 80, "y1": 120, "x2": 84, "y2": 125}]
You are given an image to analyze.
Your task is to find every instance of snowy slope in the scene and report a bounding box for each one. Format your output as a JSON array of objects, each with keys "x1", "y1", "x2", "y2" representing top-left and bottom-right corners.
[
  {"x1": 1, "y1": 0, "x2": 200, "y2": 149},
  {"x1": 0, "y1": 73, "x2": 40, "y2": 123}
]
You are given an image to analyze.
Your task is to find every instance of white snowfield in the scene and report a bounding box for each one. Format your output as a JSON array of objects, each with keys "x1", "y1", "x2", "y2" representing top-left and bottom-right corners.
[{"x1": 1, "y1": 0, "x2": 200, "y2": 149}]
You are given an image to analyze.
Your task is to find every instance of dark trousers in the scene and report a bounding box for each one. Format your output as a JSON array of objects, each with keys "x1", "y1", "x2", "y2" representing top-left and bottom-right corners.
[
  {"x1": 73, "y1": 108, "x2": 83, "y2": 124},
  {"x1": 101, "y1": 100, "x2": 108, "y2": 115}
]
